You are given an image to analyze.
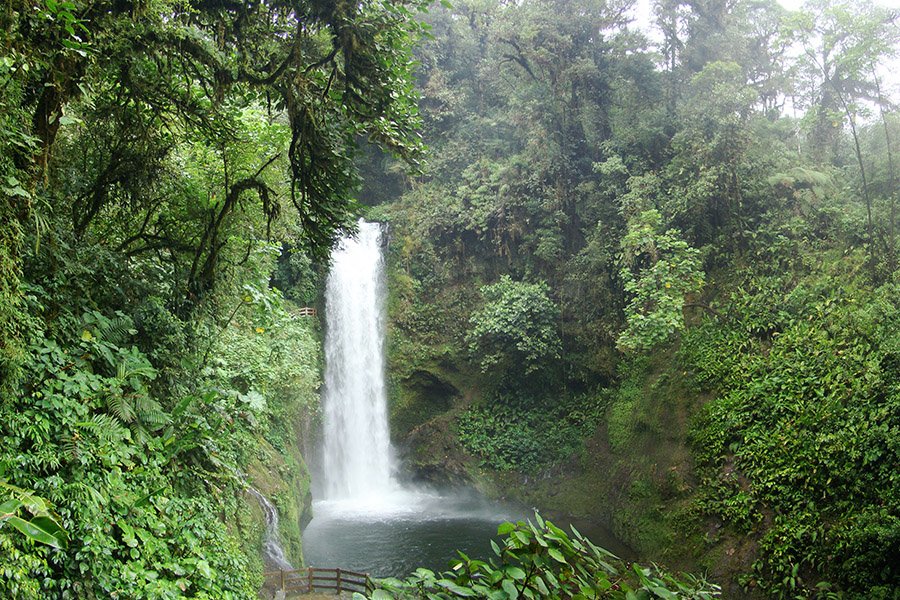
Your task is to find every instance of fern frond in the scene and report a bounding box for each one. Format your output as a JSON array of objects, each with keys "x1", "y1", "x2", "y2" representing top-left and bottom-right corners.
[
  {"x1": 117, "y1": 357, "x2": 156, "y2": 382},
  {"x1": 89, "y1": 413, "x2": 130, "y2": 443},
  {"x1": 107, "y1": 392, "x2": 136, "y2": 424},
  {"x1": 61, "y1": 437, "x2": 80, "y2": 461},
  {"x1": 131, "y1": 423, "x2": 151, "y2": 446},
  {"x1": 99, "y1": 314, "x2": 135, "y2": 346},
  {"x1": 134, "y1": 395, "x2": 169, "y2": 429}
]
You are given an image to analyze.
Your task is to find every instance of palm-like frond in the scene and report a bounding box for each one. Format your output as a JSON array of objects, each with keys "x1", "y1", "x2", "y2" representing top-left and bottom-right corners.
[
  {"x1": 106, "y1": 391, "x2": 136, "y2": 424},
  {"x1": 98, "y1": 315, "x2": 135, "y2": 347},
  {"x1": 130, "y1": 423, "x2": 152, "y2": 446},
  {"x1": 61, "y1": 436, "x2": 80, "y2": 461},
  {"x1": 105, "y1": 355, "x2": 168, "y2": 438},
  {"x1": 86, "y1": 413, "x2": 130, "y2": 445},
  {"x1": 133, "y1": 395, "x2": 168, "y2": 429}
]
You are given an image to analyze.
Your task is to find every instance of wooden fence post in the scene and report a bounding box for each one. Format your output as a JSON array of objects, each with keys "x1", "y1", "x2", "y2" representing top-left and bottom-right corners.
[
  {"x1": 308, "y1": 566, "x2": 313, "y2": 593},
  {"x1": 336, "y1": 567, "x2": 342, "y2": 595},
  {"x1": 280, "y1": 569, "x2": 285, "y2": 592}
]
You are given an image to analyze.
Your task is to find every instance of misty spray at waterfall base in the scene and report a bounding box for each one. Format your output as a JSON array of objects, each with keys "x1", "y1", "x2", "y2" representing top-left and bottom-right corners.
[{"x1": 303, "y1": 220, "x2": 516, "y2": 577}]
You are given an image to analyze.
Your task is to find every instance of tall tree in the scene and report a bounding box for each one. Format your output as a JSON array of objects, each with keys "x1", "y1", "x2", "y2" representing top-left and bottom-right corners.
[
  {"x1": 794, "y1": 0, "x2": 898, "y2": 271},
  {"x1": 0, "y1": 0, "x2": 427, "y2": 388}
]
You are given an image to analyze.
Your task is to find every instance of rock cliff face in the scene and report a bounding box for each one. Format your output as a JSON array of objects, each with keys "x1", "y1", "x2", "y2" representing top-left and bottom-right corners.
[{"x1": 386, "y1": 337, "x2": 757, "y2": 599}]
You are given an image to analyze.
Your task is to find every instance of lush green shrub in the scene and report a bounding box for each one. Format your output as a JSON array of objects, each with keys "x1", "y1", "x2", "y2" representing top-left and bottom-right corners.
[
  {"x1": 456, "y1": 392, "x2": 606, "y2": 472},
  {"x1": 618, "y1": 209, "x2": 704, "y2": 352},
  {"x1": 0, "y1": 291, "x2": 264, "y2": 598},
  {"x1": 466, "y1": 276, "x2": 562, "y2": 380},
  {"x1": 360, "y1": 514, "x2": 720, "y2": 599}
]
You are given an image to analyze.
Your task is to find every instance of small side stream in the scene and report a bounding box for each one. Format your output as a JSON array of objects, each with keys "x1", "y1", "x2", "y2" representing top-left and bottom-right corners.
[{"x1": 247, "y1": 487, "x2": 293, "y2": 571}]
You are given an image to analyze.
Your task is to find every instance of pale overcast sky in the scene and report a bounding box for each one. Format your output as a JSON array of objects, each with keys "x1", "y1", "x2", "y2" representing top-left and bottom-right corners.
[
  {"x1": 630, "y1": 0, "x2": 900, "y2": 32},
  {"x1": 777, "y1": 0, "x2": 900, "y2": 9}
]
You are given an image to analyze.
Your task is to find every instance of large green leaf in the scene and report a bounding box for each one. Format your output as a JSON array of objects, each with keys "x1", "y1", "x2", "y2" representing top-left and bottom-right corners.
[
  {"x1": 547, "y1": 548, "x2": 567, "y2": 564},
  {"x1": 501, "y1": 578, "x2": 519, "y2": 599},
  {"x1": 4, "y1": 515, "x2": 67, "y2": 549},
  {"x1": 0, "y1": 498, "x2": 23, "y2": 515},
  {"x1": 436, "y1": 580, "x2": 477, "y2": 596},
  {"x1": 497, "y1": 521, "x2": 516, "y2": 535}
]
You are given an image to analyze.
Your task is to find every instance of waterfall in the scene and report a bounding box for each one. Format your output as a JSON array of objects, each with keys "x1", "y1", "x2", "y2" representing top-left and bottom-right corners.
[
  {"x1": 322, "y1": 220, "x2": 394, "y2": 500},
  {"x1": 303, "y1": 221, "x2": 521, "y2": 572},
  {"x1": 246, "y1": 487, "x2": 293, "y2": 571}
]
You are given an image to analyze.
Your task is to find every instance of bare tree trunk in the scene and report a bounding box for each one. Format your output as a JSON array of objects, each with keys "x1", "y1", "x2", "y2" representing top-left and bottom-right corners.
[
  {"x1": 874, "y1": 71, "x2": 897, "y2": 273},
  {"x1": 832, "y1": 84, "x2": 876, "y2": 275}
]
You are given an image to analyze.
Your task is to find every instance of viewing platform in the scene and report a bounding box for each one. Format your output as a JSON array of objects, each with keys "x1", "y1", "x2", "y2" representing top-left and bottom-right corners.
[{"x1": 262, "y1": 567, "x2": 373, "y2": 598}]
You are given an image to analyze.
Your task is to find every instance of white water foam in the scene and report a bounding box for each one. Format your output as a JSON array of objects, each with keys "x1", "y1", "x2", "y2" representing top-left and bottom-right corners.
[{"x1": 312, "y1": 488, "x2": 514, "y2": 522}]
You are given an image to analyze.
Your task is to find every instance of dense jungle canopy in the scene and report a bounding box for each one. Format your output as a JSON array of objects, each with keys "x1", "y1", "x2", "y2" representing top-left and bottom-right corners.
[{"x1": 1, "y1": 0, "x2": 898, "y2": 598}]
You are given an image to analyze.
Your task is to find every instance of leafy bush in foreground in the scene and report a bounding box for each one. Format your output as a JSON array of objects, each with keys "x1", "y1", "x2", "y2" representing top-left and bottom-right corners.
[{"x1": 359, "y1": 515, "x2": 720, "y2": 599}]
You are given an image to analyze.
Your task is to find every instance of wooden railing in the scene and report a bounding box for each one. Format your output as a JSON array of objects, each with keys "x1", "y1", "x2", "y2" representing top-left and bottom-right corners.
[
  {"x1": 263, "y1": 567, "x2": 374, "y2": 596},
  {"x1": 296, "y1": 307, "x2": 317, "y2": 318}
]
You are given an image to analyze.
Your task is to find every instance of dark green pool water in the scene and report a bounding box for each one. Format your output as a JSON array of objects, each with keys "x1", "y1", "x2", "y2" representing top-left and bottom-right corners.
[{"x1": 301, "y1": 488, "x2": 631, "y2": 579}]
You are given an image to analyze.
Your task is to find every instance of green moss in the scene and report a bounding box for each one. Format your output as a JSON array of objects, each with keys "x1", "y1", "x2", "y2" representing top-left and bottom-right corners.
[
  {"x1": 0, "y1": 213, "x2": 24, "y2": 395},
  {"x1": 228, "y1": 488, "x2": 267, "y2": 579},
  {"x1": 409, "y1": 348, "x2": 708, "y2": 572},
  {"x1": 234, "y1": 305, "x2": 319, "y2": 570},
  {"x1": 389, "y1": 361, "x2": 461, "y2": 439},
  {"x1": 606, "y1": 394, "x2": 637, "y2": 453}
]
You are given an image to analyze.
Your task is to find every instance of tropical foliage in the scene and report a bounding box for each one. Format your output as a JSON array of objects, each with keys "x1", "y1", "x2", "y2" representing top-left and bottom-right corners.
[
  {"x1": 371, "y1": 0, "x2": 900, "y2": 597},
  {"x1": 2, "y1": 0, "x2": 899, "y2": 596},
  {"x1": 1, "y1": 0, "x2": 424, "y2": 596},
  {"x1": 359, "y1": 515, "x2": 720, "y2": 599},
  {"x1": 684, "y1": 262, "x2": 900, "y2": 598},
  {"x1": 467, "y1": 276, "x2": 562, "y2": 380}
]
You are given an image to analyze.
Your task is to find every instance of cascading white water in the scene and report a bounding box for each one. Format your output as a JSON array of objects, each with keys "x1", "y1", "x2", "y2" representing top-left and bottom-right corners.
[
  {"x1": 246, "y1": 487, "x2": 293, "y2": 571},
  {"x1": 322, "y1": 220, "x2": 394, "y2": 500}
]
